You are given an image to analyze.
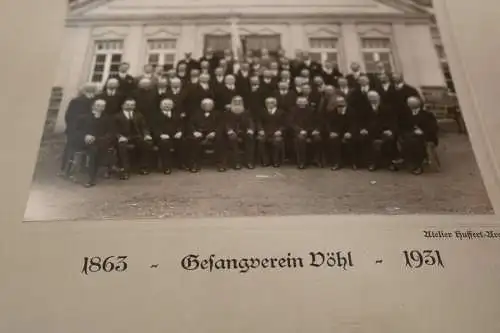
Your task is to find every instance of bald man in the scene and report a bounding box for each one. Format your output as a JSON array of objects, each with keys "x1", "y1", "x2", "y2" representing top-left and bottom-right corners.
[
  {"x1": 107, "y1": 62, "x2": 135, "y2": 97},
  {"x1": 399, "y1": 96, "x2": 439, "y2": 175},
  {"x1": 97, "y1": 78, "x2": 124, "y2": 115},
  {"x1": 225, "y1": 96, "x2": 256, "y2": 169},
  {"x1": 133, "y1": 78, "x2": 157, "y2": 128},
  {"x1": 257, "y1": 97, "x2": 287, "y2": 167},
  {"x1": 187, "y1": 98, "x2": 226, "y2": 172},
  {"x1": 289, "y1": 96, "x2": 323, "y2": 169},
  {"x1": 355, "y1": 91, "x2": 398, "y2": 171},
  {"x1": 188, "y1": 73, "x2": 215, "y2": 116},
  {"x1": 215, "y1": 74, "x2": 240, "y2": 112},
  {"x1": 76, "y1": 99, "x2": 115, "y2": 187}
]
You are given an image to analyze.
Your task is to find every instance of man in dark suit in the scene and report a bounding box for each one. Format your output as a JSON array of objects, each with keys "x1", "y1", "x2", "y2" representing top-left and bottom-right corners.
[
  {"x1": 215, "y1": 74, "x2": 239, "y2": 112},
  {"x1": 59, "y1": 83, "x2": 96, "y2": 177},
  {"x1": 374, "y1": 72, "x2": 397, "y2": 106},
  {"x1": 133, "y1": 78, "x2": 157, "y2": 129},
  {"x1": 199, "y1": 47, "x2": 219, "y2": 74},
  {"x1": 289, "y1": 96, "x2": 322, "y2": 169},
  {"x1": 107, "y1": 62, "x2": 135, "y2": 97},
  {"x1": 260, "y1": 69, "x2": 277, "y2": 99},
  {"x1": 187, "y1": 73, "x2": 214, "y2": 117},
  {"x1": 114, "y1": 98, "x2": 154, "y2": 179},
  {"x1": 187, "y1": 98, "x2": 226, "y2": 172},
  {"x1": 346, "y1": 62, "x2": 365, "y2": 89},
  {"x1": 135, "y1": 64, "x2": 155, "y2": 84},
  {"x1": 152, "y1": 98, "x2": 184, "y2": 175},
  {"x1": 321, "y1": 60, "x2": 343, "y2": 87},
  {"x1": 222, "y1": 49, "x2": 235, "y2": 75},
  {"x1": 369, "y1": 61, "x2": 392, "y2": 87},
  {"x1": 176, "y1": 62, "x2": 189, "y2": 85},
  {"x1": 357, "y1": 91, "x2": 399, "y2": 171},
  {"x1": 336, "y1": 77, "x2": 352, "y2": 100},
  {"x1": 212, "y1": 67, "x2": 226, "y2": 91},
  {"x1": 177, "y1": 52, "x2": 199, "y2": 74},
  {"x1": 348, "y1": 75, "x2": 372, "y2": 113},
  {"x1": 301, "y1": 84, "x2": 320, "y2": 111},
  {"x1": 279, "y1": 70, "x2": 293, "y2": 90},
  {"x1": 323, "y1": 95, "x2": 356, "y2": 170},
  {"x1": 97, "y1": 78, "x2": 124, "y2": 116},
  {"x1": 399, "y1": 96, "x2": 439, "y2": 175},
  {"x1": 165, "y1": 77, "x2": 189, "y2": 169},
  {"x1": 392, "y1": 73, "x2": 422, "y2": 113},
  {"x1": 199, "y1": 60, "x2": 211, "y2": 76},
  {"x1": 235, "y1": 62, "x2": 252, "y2": 98},
  {"x1": 225, "y1": 96, "x2": 256, "y2": 169},
  {"x1": 244, "y1": 76, "x2": 265, "y2": 121},
  {"x1": 257, "y1": 97, "x2": 287, "y2": 167},
  {"x1": 155, "y1": 77, "x2": 169, "y2": 107},
  {"x1": 76, "y1": 99, "x2": 115, "y2": 187},
  {"x1": 273, "y1": 81, "x2": 297, "y2": 115},
  {"x1": 297, "y1": 51, "x2": 322, "y2": 79}
]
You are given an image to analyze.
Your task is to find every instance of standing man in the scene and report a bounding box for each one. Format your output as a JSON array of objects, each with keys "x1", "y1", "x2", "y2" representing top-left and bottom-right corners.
[
  {"x1": 59, "y1": 83, "x2": 96, "y2": 177},
  {"x1": 134, "y1": 78, "x2": 157, "y2": 129},
  {"x1": 346, "y1": 62, "x2": 365, "y2": 89},
  {"x1": 97, "y1": 78, "x2": 123, "y2": 116},
  {"x1": 107, "y1": 62, "x2": 135, "y2": 97},
  {"x1": 177, "y1": 52, "x2": 199, "y2": 74}
]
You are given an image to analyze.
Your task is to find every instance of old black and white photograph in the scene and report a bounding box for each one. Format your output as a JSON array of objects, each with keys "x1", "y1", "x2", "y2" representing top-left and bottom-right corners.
[{"x1": 24, "y1": 0, "x2": 493, "y2": 221}]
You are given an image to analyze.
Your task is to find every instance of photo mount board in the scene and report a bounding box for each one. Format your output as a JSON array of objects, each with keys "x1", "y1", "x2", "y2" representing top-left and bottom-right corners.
[{"x1": 1, "y1": 0, "x2": 500, "y2": 332}]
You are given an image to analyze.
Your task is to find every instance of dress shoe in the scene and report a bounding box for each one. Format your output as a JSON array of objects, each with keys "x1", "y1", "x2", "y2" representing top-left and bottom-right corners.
[
  {"x1": 351, "y1": 164, "x2": 358, "y2": 171},
  {"x1": 388, "y1": 164, "x2": 398, "y2": 172},
  {"x1": 234, "y1": 164, "x2": 242, "y2": 170},
  {"x1": 139, "y1": 169, "x2": 149, "y2": 175},
  {"x1": 119, "y1": 173, "x2": 129, "y2": 180},
  {"x1": 273, "y1": 163, "x2": 281, "y2": 168},
  {"x1": 218, "y1": 166, "x2": 227, "y2": 172},
  {"x1": 368, "y1": 164, "x2": 377, "y2": 172},
  {"x1": 163, "y1": 168, "x2": 172, "y2": 175},
  {"x1": 247, "y1": 163, "x2": 255, "y2": 169},
  {"x1": 412, "y1": 167, "x2": 423, "y2": 175},
  {"x1": 84, "y1": 182, "x2": 96, "y2": 188},
  {"x1": 298, "y1": 164, "x2": 306, "y2": 170},
  {"x1": 331, "y1": 164, "x2": 341, "y2": 171}
]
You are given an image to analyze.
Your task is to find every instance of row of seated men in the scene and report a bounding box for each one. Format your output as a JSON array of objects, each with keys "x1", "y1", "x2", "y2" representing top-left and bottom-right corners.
[{"x1": 62, "y1": 77, "x2": 438, "y2": 187}]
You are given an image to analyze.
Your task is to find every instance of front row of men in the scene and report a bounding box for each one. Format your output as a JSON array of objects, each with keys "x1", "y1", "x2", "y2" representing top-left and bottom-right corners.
[{"x1": 67, "y1": 91, "x2": 438, "y2": 187}]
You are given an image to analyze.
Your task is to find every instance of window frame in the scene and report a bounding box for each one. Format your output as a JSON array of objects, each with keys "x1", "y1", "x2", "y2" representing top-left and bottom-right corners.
[
  {"x1": 308, "y1": 37, "x2": 340, "y2": 67},
  {"x1": 146, "y1": 38, "x2": 178, "y2": 71},
  {"x1": 360, "y1": 37, "x2": 395, "y2": 73},
  {"x1": 88, "y1": 40, "x2": 124, "y2": 85}
]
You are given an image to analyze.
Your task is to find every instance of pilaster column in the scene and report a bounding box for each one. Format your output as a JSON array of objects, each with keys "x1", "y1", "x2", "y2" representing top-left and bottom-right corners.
[
  {"x1": 54, "y1": 27, "x2": 91, "y2": 133},
  {"x1": 392, "y1": 23, "x2": 419, "y2": 86},
  {"x1": 123, "y1": 25, "x2": 144, "y2": 75},
  {"x1": 340, "y1": 23, "x2": 363, "y2": 72}
]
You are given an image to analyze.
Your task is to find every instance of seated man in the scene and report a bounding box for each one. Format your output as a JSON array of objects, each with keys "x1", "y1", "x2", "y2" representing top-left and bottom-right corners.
[
  {"x1": 114, "y1": 98, "x2": 154, "y2": 179},
  {"x1": 187, "y1": 98, "x2": 226, "y2": 173},
  {"x1": 257, "y1": 97, "x2": 287, "y2": 167},
  {"x1": 355, "y1": 91, "x2": 398, "y2": 171},
  {"x1": 289, "y1": 96, "x2": 322, "y2": 169},
  {"x1": 225, "y1": 96, "x2": 255, "y2": 169},
  {"x1": 152, "y1": 98, "x2": 183, "y2": 175},
  {"x1": 77, "y1": 99, "x2": 115, "y2": 187},
  {"x1": 323, "y1": 95, "x2": 356, "y2": 170},
  {"x1": 399, "y1": 96, "x2": 439, "y2": 175}
]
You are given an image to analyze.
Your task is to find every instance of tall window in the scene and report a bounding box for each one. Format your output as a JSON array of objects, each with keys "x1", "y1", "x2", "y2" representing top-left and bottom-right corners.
[
  {"x1": 361, "y1": 38, "x2": 395, "y2": 73},
  {"x1": 204, "y1": 35, "x2": 231, "y2": 59},
  {"x1": 146, "y1": 39, "x2": 177, "y2": 70},
  {"x1": 89, "y1": 40, "x2": 124, "y2": 84},
  {"x1": 309, "y1": 37, "x2": 339, "y2": 66},
  {"x1": 245, "y1": 35, "x2": 281, "y2": 58}
]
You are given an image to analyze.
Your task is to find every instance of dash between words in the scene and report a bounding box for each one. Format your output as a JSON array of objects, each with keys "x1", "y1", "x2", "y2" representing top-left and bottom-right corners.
[{"x1": 181, "y1": 252, "x2": 354, "y2": 273}]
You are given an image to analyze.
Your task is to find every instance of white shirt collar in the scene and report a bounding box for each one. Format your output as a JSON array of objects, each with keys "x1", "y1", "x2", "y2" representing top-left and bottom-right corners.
[
  {"x1": 269, "y1": 107, "x2": 277, "y2": 114},
  {"x1": 107, "y1": 89, "x2": 116, "y2": 95},
  {"x1": 123, "y1": 110, "x2": 134, "y2": 119},
  {"x1": 412, "y1": 108, "x2": 421, "y2": 115},
  {"x1": 162, "y1": 110, "x2": 172, "y2": 117},
  {"x1": 396, "y1": 83, "x2": 404, "y2": 89}
]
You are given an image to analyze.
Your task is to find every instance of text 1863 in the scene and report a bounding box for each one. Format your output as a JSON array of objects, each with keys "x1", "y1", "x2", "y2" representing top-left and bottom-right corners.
[
  {"x1": 81, "y1": 256, "x2": 128, "y2": 275},
  {"x1": 403, "y1": 250, "x2": 444, "y2": 269}
]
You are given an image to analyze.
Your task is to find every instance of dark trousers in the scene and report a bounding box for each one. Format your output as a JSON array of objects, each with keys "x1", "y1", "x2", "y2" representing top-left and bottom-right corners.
[
  {"x1": 117, "y1": 138, "x2": 153, "y2": 173},
  {"x1": 257, "y1": 134, "x2": 284, "y2": 166},
  {"x1": 356, "y1": 134, "x2": 397, "y2": 167},
  {"x1": 326, "y1": 135, "x2": 353, "y2": 166},
  {"x1": 294, "y1": 131, "x2": 322, "y2": 166},
  {"x1": 188, "y1": 133, "x2": 226, "y2": 168},
  {"x1": 227, "y1": 132, "x2": 255, "y2": 166},
  {"x1": 86, "y1": 142, "x2": 113, "y2": 183},
  {"x1": 400, "y1": 133, "x2": 426, "y2": 168},
  {"x1": 157, "y1": 137, "x2": 183, "y2": 171}
]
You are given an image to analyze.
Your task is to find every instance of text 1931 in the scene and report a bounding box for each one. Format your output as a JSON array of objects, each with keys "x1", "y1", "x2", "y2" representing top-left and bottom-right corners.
[
  {"x1": 403, "y1": 250, "x2": 444, "y2": 269},
  {"x1": 81, "y1": 256, "x2": 128, "y2": 275}
]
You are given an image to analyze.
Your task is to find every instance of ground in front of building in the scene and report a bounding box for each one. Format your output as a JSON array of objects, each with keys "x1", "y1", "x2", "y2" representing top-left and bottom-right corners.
[{"x1": 24, "y1": 132, "x2": 493, "y2": 221}]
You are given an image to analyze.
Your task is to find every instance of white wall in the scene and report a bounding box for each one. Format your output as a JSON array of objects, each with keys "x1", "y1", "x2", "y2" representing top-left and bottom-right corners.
[{"x1": 54, "y1": 26, "x2": 92, "y2": 133}]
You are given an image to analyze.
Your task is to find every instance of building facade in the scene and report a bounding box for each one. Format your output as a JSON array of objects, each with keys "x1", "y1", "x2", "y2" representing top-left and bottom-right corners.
[{"x1": 53, "y1": 0, "x2": 445, "y2": 132}]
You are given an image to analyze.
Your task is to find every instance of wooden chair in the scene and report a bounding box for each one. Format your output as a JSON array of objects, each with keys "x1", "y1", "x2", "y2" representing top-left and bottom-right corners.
[{"x1": 420, "y1": 86, "x2": 466, "y2": 133}]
